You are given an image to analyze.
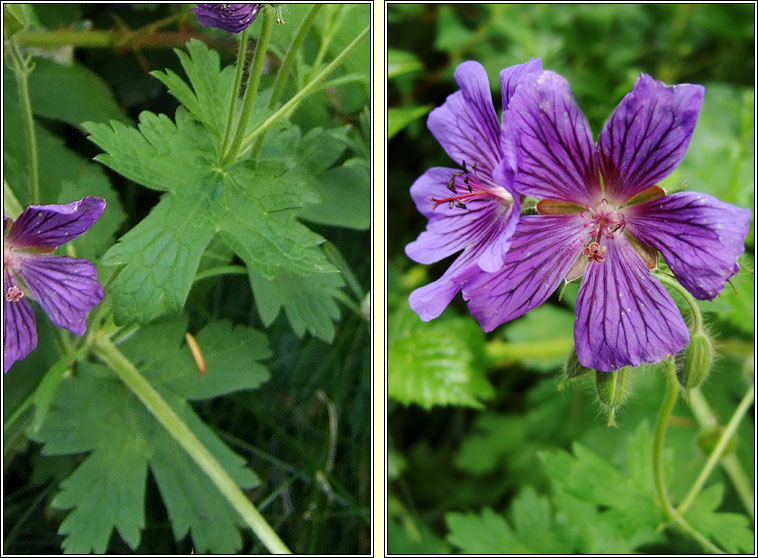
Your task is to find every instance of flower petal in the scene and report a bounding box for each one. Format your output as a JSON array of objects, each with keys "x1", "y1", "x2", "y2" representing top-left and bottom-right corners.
[
  {"x1": 405, "y1": 167, "x2": 518, "y2": 272},
  {"x1": 192, "y1": 3, "x2": 261, "y2": 33},
  {"x1": 574, "y1": 236, "x2": 689, "y2": 371},
  {"x1": 17, "y1": 255, "x2": 103, "y2": 335},
  {"x1": 409, "y1": 250, "x2": 482, "y2": 321},
  {"x1": 8, "y1": 197, "x2": 106, "y2": 249},
  {"x1": 463, "y1": 214, "x2": 588, "y2": 331},
  {"x1": 598, "y1": 74, "x2": 704, "y2": 202},
  {"x1": 499, "y1": 58, "x2": 543, "y2": 113},
  {"x1": 3, "y1": 273, "x2": 37, "y2": 373},
  {"x1": 427, "y1": 61, "x2": 503, "y2": 176},
  {"x1": 626, "y1": 192, "x2": 751, "y2": 300},
  {"x1": 504, "y1": 70, "x2": 599, "y2": 205}
]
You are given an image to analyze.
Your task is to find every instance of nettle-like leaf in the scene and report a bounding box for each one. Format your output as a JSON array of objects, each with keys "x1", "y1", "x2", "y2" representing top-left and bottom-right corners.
[
  {"x1": 85, "y1": 39, "x2": 345, "y2": 341},
  {"x1": 446, "y1": 488, "x2": 566, "y2": 554},
  {"x1": 447, "y1": 423, "x2": 669, "y2": 555},
  {"x1": 683, "y1": 483, "x2": 754, "y2": 554},
  {"x1": 32, "y1": 317, "x2": 270, "y2": 553},
  {"x1": 388, "y1": 306, "x2": 494, "y2": 409},
  {"x1": 540, "y1": 422, "x2": 667, "y2": 553}
]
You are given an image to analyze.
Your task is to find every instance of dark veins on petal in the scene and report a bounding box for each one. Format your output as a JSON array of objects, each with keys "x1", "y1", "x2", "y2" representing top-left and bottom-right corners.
[{"x1": 601, "y1": 96, "x2": 690, "y2": 201}]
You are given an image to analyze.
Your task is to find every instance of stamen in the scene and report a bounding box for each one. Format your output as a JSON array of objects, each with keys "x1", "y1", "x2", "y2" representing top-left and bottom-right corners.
[
  {"x1": 430, "y1": 160, "x2": 511, "y2": 211},
  {"x1": 583, "y1": 241, "x2": 607, "y2": 263},
  {"x1": 6, "y1": 285, "x2": 24, "y2": 302}
]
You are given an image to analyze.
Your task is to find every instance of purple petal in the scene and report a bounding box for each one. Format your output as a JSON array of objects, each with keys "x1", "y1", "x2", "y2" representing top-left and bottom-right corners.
[
  {"x1": 405, "y1": 167, "x2": 519, "y2": 272},
  {"x1": 427, "y1": 61, "x2": 503, "y2": 176},
  {"x1": 505, "y1": 71, "x2": 600, "y2": 206},
  {"x1": 626, "y1": 191, "x2": 751, "y2": 300},
  {"x1": 409, "y1": 249, "x2": 482, "y2": 321},
  {"x1": 3, "y1": 273, "x2": 38, "y2": 373},
  {"x1": 16, "y1": 255, "x2": 103, "y2": 335},
  {"x1": 7, "y1": 197, "x2": 105, "y2": 249},
  {"x1": 192, "y1": 3, "x2": 261, "y2": 33},
  {"x1": 574, "y1": 236, "x2": 689, "y2": 371},
  {"x1": 463, "y1": 214, "x2": 588, "y2": 332},
  {"x1": 499, "y1": 58, "x2": 543, "y2": 112},
  {"x1": 598, "y1": 74, "x2": 704, "y2": 202}
]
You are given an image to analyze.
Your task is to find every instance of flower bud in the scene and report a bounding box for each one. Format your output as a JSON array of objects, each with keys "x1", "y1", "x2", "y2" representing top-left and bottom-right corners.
[
  {"x1": 557, "y1": 347, "x2": 592, "y2": 391},
  {"x1": 595, "y1": 367, "x2": 632, "y2": 426},
  {"x1": 676, "y1": 330, "x2": 713, "y2": 395}
]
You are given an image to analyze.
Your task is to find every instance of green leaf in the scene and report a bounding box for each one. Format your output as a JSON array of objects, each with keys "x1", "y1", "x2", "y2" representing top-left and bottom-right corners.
[
  {"x1": 297, "y1": 165, "x2": 370, "y2": 229},
  {"x1": 539, "y1": 422, "x2": 666, "y2": 552},
  {"x1": 85, "y1": 108, "x2": 218, "y2": 194},
  {"x1": 387, "y1": 49, "x2": 424, "y2": 79},
  {"x1": 446, "y1": 507, "x2": 531, "y2": 554},
  {"x1": 135, "y1": 319, "x2": 272, "y2": 400},
  {"x1": 151, "y1": 39, "x2": 235, "y2": 137},
  {"x1": 86, "y1": 40, "x2": 346, "y2": 339},
  {"x1": 100, "y1": 193, "x2": 214, "y2": 324},
  {"x1": 684, "y1": 483, "x2": 754, "y2": 554},
  {"x1": 388, "y1": 307, "x2": 494, "y2": 409},
  {"x1": 29, "y1": 58, "x2": 129, "y2": 126},
  {"x1": 387, "y1": 105, "x2": 432, "y2": 140},
  {"x1": 32, "y1": 319, "x2": 269, "y2": 553}
]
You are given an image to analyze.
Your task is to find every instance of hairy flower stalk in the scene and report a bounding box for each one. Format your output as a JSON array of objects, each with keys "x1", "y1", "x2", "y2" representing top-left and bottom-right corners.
[
  {"x1": 3, "y1": 197, "x2": 105, "y2": 372},
  {"x1": 406, "y1": 59, "x2": 542, "y2": 320},
  {"x1": 463, "y1": 68, "x2": 751, "y2": 371}
]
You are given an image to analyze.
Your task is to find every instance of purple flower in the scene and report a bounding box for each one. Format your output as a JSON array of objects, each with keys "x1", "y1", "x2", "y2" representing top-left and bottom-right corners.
[
  {"x1": 405, "y1": 59, "x2": 542, "y2": 320},
  {"x1": 4, "y1": 197, "x2": 106, "y2": 373},
  {"x1": 464, "y1": 71, "x2": 752, "y2": 371},
  {"x1": 192, "y1": 3, "x2": 261, "y2": 33}
]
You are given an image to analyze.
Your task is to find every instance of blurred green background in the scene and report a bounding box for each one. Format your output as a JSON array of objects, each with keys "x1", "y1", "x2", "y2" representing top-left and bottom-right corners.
[{"x1": 387, "y1": 4, "x2": 754, "y2": 554}]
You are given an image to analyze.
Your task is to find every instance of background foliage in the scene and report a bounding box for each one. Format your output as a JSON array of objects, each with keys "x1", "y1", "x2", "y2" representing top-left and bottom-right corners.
[
  {"x1": 388, "y1": 4, "x2": 754, "y2": 554},
  {"x1": 4, "y1": 4, "x2": 369, "y2": 554}
]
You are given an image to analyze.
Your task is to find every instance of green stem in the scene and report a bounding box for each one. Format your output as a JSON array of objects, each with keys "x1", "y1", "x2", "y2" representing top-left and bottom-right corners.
[
  {"x1": 15, "y1": 29, "x2": 199, "y2": 50},
  {"x1": 251, "y1": 4, "x2": 323, "y2": 158},
  {"x1": 689, "y1": 388, "x2": 755, "y2": 519},
  {"x1": 656, "y1": 272, "x2": 703, "y2": 333},
  {"x1": 238, "y1": 24, "x2": 370, "y2": 156},
  {"x1": 9, "y1": 37, "x2": 40, "y2": 204},
  {"x1": 677, "y1": 384, "x2": 755, "y2": 516},
  {"x1": 308, "y1": 6, "x2": 342, "y2": 80},
  {"x1": 653, "y1": 360, "x2": 725, "y2": 554},
  {"x1": 220, "y1": 26, "x2": 251, "y2": 159},
  {"x1": 94, "y1": 337, "x2": 291, "y2": 554},
  {"x1": 222, "y1": 5, "x2": 275, "y2": 165}
]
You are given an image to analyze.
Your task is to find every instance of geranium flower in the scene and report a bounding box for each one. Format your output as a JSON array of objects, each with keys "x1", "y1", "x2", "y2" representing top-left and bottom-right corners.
[
  {"x1": 192, "y1": 3, "x2": 261, "y2": 33},
  {"x1": 464, "y1": 71, "x2": 751, "y2": 371},
  {"x1": 405, "y1": 59, "x2": 542, "y2": 320},
  {"x1": 4, "y1": 197, "x2": 106, "y2": 372}
]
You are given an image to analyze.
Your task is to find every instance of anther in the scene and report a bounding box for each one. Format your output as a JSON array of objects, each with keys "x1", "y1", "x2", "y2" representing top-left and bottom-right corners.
[{"x1": 6, "y1": 286, "x2": 24, "y2": 302}]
